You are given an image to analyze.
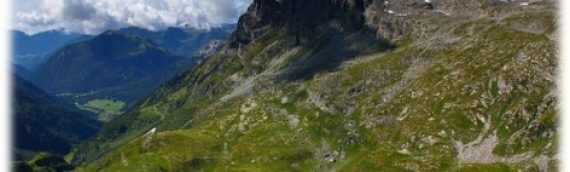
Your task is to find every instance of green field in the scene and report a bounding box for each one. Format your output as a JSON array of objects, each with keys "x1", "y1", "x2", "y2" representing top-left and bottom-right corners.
[{"x1": 77, "y1": 99, "x2": 125, "y2": 122}]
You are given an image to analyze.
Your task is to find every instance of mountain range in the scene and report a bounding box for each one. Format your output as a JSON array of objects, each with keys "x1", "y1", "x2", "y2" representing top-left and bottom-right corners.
[
  {"x1": 11, "y1": 30, "x2": 90, "y2": 72},
  {"x1": 118, "y1": 24, "x2": 235, "y2": 56},
  {"x1": 11, "y1": 24, "x2": 235, "y2": 170},
  {"x1": 10, "y1": 0, "x2": 558, "y2": 171},
  {"x1": 29, "y1": 30, "x2": 184, "y2": 107},
  {"x1": 17, "y1": 25, "x2": 231, "y2": 121},
  {"x1": 70, "y1": 0, "x2": 558, "y2": 171}
]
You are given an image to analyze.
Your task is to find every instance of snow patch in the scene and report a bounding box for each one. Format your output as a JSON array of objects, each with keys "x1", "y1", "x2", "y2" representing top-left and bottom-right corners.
[
  {"x1": 144, "y1": 127, "x2": 157, "y2": 136},
  {"x1": 435, "y1": 10, "x2": 451, "y2": 16}
]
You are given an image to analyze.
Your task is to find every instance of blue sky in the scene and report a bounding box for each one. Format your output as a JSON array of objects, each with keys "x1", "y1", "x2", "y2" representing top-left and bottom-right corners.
[{"x1": 12, "y1": 0, "x2": 252, "y2": 35}]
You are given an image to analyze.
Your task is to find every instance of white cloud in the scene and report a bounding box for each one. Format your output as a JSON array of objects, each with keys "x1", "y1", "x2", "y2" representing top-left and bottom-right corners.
[{"x1": 12, "y1": 0, "x2": 252, "y2": 35}]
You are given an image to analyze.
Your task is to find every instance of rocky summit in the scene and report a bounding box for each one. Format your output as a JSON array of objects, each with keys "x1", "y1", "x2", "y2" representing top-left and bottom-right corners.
[{"x1": 73, "y1": 0, "x2": 558, "y2": 171}]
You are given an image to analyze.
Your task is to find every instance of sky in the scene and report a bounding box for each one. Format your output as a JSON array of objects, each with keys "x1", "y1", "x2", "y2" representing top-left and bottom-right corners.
[{"x1": 11, "y1": 0, "x2": 252, "y2": 35}]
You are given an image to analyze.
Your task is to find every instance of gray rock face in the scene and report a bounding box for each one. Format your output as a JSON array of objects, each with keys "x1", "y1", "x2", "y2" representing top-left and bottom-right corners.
[
  {"x1": 194, "y1": 40, "x2": 225, "y2": 59},
  {"x1": 229, "y1": 0, "x2": 372, "y2": 47},
  {"x1": 229, "y1": 0, "x2": 503, "y2": 47}
]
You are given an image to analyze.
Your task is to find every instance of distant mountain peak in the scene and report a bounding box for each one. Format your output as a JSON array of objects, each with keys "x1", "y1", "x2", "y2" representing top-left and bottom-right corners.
[
  {"x1": 117, "y1": 25, "x2": 235, "y2": 57},
  {"x1": 100, "y1": 29, "x2": 122, "y2": 36},
  {"x1": 94, "y1": 29, "x2": 136, "y2": 41}
]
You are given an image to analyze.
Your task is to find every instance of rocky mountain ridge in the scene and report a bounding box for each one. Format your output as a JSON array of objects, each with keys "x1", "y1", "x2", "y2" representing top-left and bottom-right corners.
[{"x1": 230, "y1": 0, "x2": 522, "y2": 47}]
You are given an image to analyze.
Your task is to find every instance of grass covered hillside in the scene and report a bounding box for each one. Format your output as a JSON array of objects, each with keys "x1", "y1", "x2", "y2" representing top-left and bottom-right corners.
[{"x1": 74, "y1": 0, "x2": 558, "y2": 171}]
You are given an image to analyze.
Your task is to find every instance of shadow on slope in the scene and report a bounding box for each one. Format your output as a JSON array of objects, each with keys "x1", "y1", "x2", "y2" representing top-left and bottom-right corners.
[{"x1": 279, "y1": 32, "x2": 395, "y2": 81}]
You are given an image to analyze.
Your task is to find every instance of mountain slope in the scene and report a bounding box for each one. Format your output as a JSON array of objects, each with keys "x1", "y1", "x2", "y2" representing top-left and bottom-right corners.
[
  {"x1": 28, "y1": 31, "x2": 194, "y2": 109},
  {"x1": 76, "y1": 0, "x2": 558, "y2": 171},
  {"x1": 13, "y1": 75, "x2": 101, "y2": 159},
  {"x1": 13, "y1": 64, "x2": 32, "y2": 80}
]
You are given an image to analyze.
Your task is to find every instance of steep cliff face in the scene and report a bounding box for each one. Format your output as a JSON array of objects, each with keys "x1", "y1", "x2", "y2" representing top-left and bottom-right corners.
[
  {"x1": 77, "y1": 0, "x2": 558, "y2": 171},
  {"x1": 230, "y1": 0, "x2": 499, "y2": 46},
  {"x1": 230, "y1": 0, "x2": 371, "y2": 47}
]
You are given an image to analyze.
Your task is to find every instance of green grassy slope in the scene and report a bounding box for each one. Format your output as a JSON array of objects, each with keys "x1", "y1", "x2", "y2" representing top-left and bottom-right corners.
[{"x1": 75, "y1": 1, "x2": 558, "y2": 171}]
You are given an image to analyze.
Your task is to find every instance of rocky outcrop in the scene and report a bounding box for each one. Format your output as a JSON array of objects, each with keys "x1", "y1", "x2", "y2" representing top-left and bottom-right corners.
[
  {"x1": 229, "y1": 0, "x2": 373, "y2": 47},
  {"x1": 229, "y1": 0, "x2": 533, "y2": 47},
  {"x1": 194, "y1": 40, "x2": 225, "y2": 60}
]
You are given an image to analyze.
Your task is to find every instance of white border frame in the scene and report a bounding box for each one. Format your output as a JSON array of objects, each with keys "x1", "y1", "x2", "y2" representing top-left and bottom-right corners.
[
  {"x1": 560, "y1": 0, "x2": 570, "y2": 171},
  {"x1": 0, "y1": 0, "x2": 11, "y2": 170},
  {"x1": 0, "y1": 0, "x2": 568, "y2": 171}
]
